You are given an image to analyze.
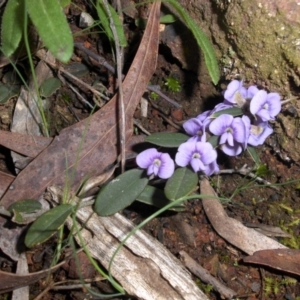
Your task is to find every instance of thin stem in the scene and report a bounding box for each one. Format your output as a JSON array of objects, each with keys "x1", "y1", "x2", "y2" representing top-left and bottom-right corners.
[{"x1": 101, "y1": 0, "x2": 126, "y2": 173}]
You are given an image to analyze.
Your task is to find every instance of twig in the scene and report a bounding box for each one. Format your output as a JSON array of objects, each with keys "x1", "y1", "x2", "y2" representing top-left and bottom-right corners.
[
  {"x1": 74, "y1": 43, "x2": 182, "y2": 108},
  {"x1": 133, "y1": 118, "x2": 151, "y2": 135},
  {"x1": 149, "y1": 99, "x2": 181, "y2": 130},
  {"x1": 179, "y1": 250, "x2": 237, "y2": 299},
  {"x1": 101, "y1": 0, "x2": 126, "y2": 173},
  {"x1": 67, "y1": 83, "x2": 94, "y2": 109},
  {"x1": 38, "y1": 52, "x2": 110, "y2": 103},
  {"x1": 217, "y1": 164, "x2": 279, "y2": 190}
]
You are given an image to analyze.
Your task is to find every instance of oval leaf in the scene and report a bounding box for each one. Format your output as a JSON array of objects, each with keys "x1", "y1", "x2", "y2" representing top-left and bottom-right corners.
[
  {"x1": 40, "y1": 77, "x2": 61, "y2": 97},
  {"x1": 207, "y1": 135, "x2": 220, "y2": 148},
  {"x1": 25, "y1": 204, "x2": 73, "y2": 248},
  {"x1": 210, "y1": 107, "x2": 243, "y2": 118},
  {"x1": 27, "y1": 0, "x2": 73, "y2": 62},
  {"x1": 145, "y1": 132, "x2": 189, "y2": 147},
  {"x1": 95, "y1": 169, "x2": 148, "y2": 216},
  {"x1": 165, "y1": 167, "x2": 198, "y2": 201},
  {"x1": 136, "y1": 185, "x2": 185, "y2": 211},
  {"x1": 8, "y1": 199, "x2": 41, "y2": 214},
  {"x1": 1, "y1": 0, "x2": 25, "y2": 57}
]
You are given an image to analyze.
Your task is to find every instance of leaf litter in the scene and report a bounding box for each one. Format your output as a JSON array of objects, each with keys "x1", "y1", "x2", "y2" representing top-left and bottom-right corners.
[{"x1": 0, "y1": 0, "x2": 297, "y2": 298}]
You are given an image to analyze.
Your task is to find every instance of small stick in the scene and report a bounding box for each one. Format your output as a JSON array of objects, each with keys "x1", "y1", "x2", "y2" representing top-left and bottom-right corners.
[
  {"x1": 133, "y1": 119, "x2": 151, "y2": 135},
  {"x1": 217, "y1": 164, "x2": 279, "y2": 190},
  {"x1": 179, "y1": 250, "x2": 237, "y2": 299},
  {"x1": 101, "y1": 0, "x2": 126, "y2": 173},
  {"x1": 67, "y1": 83, "x2": 94, "y2": 109},
  {"x1": 38, "y1": 52, "x2": 110, "y2": 102}
]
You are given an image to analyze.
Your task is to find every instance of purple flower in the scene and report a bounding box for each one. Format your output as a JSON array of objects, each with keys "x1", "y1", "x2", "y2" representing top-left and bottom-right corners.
[
  {"x1": 209, "y1": 114, "x2": 248, "y2": 156},
  {"x1": 183, "y1": 111, "x2": 212, "y2": 142},
  {"x1": 136, "y1": 148, "x2": 174, "y2": 179},
  {"x1": 248, "y1": 121, "x2": 273, "y2": 146},
  {"x1": 175, "y1": 141, "x2": 218, "y2": 175},
  {"x1": 250, "y1": 90, "x2": 281, "y2": 121},
  {"x1": 224, "y1": 80, "x2": 259, "y2": 107},
  {"x1": 183, "y1": 118, "x2": 206, "y2": 142}
]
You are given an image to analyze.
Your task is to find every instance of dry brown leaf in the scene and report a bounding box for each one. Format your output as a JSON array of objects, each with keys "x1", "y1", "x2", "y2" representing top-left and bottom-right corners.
[
  {"x1": 243, "y1": 249, "x2": 300, "y2": 276},
  {"x1": 0, "y1": 1, "x2": 159, "y2": 208},
  {"x1": 0, "y1": 260, "x2": 65, "y2": 294},
  {"x1": 200, "y1": 178, "x2": 287, "y2": 255}
]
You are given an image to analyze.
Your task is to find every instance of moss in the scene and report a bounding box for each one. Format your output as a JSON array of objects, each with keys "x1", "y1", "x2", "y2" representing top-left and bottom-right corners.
[{"x1": 181, "y1": 0, "x2": 300, "y2": 94}]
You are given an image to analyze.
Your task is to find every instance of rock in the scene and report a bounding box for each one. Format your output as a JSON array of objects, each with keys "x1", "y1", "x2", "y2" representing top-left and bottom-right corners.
[{"x1": 166, "y1": 0, "x2": 300, "y2": 94}]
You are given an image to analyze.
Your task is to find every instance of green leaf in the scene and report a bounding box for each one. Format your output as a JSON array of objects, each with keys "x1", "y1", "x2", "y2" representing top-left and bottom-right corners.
[
  {"x1": 145, "y1": 132, "x2": 189, "y2": 147},
  {"x1": 0, "y1": 83, "x2": 20, "y2": 103},
  {"x1": 40, "y1": 77, "x2": 61, "y2": 97},
  {"x1": 207, "y1": 135, "x2": 219, "y2": 148},
  {"x1": 95, "y1": 169, "x2": 148, "y2": 216},
  {"x1": 8, "y1": 199, "x2": 41, "y2": 214},
  {"x1": 247, "y1": 146, "x2": 261, "y2": 167},
  {"x1": 95, "y1": 1, "x2": 127, "y2": 47},
  {"x1": 160, "y1": 14, "x2": 177, "y2": 24},
  {"x1": 60, "y1": 0, "x2": 71, "y2": 7},
  {"x1": 136, "y1": 185, "x2": 185, "y2": 211},
  {"x1": 27, "y1": 0, "x2": 73, "y2": 62},
  {"x1": 165, "y1": 0, "x2": 220, "y2": 84},
  {"x1": 1, "y1": 0, "x2": 25, "y2": 57},
  {"x1": 25, "y1": 204, "x2": 73, "y2": 248},
  {"x1": 210, "y1": 107, "x2": 243, "y2": 118},
  {"x1": 165, "y1": 167, "x2": 198, "y2": 201}
]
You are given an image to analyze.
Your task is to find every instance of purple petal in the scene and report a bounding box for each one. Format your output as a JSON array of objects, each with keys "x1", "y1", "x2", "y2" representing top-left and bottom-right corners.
[
  {"x1": 250, "y1": 90, "x2": 268, "y2": 115},
  {"x1": 158, "y1": 153, "x2": 175, "y2": 179},
  {"x1": 256, "y1": 109, "x2": 271, "y2": 121},
  {"x1": 219, "y1": 132, "x2": 228, "y2": 145},
  {"x1": 242, "y1": 115, "x2": 251, "y2": 148},
  {"x1": 147, "y1": 164, "x2": 158, "y2": 176},
  {"x1": 190, "y1": 158, "x2": 205, "y2": 172},
  {"x1": 197, "y1": 110, "x2": 211, "y2": 122},
  {"x1": 183, "y1": 118, "x2": 203, "y2": 136},
  {"x1": 267, "y1": 93, "x2": 281, "y2": 118},
  {"x1": 203, "y1": 160, "x2": 219, "y2": 176},
  {"x1": 226, "y1": 132, "x2": 234, "y2": 146},
  {"x1": 224, "y1": 80, "x2": 241, "y2": 102},
  {"x1": 248, "y1": 122, "x2": 273, "y2": 146},
  {"x1": 136, "y1": 148, "x2": 159, "y2": 168},
  {"x1": 195, "y1": 142, "x2": 217, "y2": 164},
  {"x1": 232, "y1": 117, "x2": 246, "y2": 143},
  {"x1": 175, "y1": 142, "x2": 195, "y2": 167},
  {"x1": 209, "y1": 114, "x2": 234, "y2": 135},
  {"x1": 212, "y1": 103, "x2": 234, "y2": 113},
  {"x1": 221, "y1": 143, "x2": 243, "y2": 156},
  {"x1": 246, "y1": 85, "x2": 259, "y2": 98}
]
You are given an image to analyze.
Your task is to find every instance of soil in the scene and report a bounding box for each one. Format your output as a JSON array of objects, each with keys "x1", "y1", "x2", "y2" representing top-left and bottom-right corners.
[{"x1": 0, "y1": 1, "x2": 300, "y2": 300}]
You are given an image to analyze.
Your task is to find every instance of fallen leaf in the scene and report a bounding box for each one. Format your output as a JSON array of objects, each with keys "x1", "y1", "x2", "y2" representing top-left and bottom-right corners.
[
  {"x1": 0, "y1": 134, "x2": 145, "y2": 199},
  {"x1": 243, "y1": 249, "x2": 300, "y2": 276},
  {"x1": 0, "y1": 130, "x2": 51, "y2": 158},
  {"x1": 0, "y1": 2, "x2": 159, "y2": 207},
  {"x1": 200, "y1": 178, "x2": 287, "y2": 255},
  {"x1": 0, "y1": 260, "x2": 65, "y2": 294},
  {"x1": 0, "y1": 171, "x2": 14, "y2": 198}
]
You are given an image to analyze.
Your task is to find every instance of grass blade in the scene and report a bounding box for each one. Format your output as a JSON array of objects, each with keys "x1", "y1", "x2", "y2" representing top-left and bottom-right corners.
[{"x1": 165, "y1": 0, "x2": 220, "y2": 84}]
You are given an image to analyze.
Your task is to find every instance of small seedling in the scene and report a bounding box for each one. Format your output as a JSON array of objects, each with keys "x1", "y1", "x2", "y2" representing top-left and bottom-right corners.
[{"x1": 164, "y1": 76, "x2": 181, "y2": 93}]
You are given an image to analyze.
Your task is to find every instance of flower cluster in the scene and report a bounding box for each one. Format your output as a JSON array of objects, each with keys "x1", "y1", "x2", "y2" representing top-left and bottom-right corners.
[{"x1": 136, "y1": 80, "x2": 281, "y2": 179}]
